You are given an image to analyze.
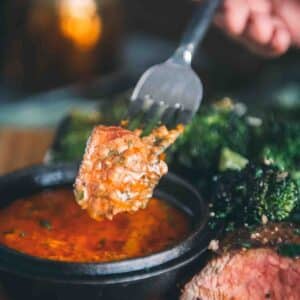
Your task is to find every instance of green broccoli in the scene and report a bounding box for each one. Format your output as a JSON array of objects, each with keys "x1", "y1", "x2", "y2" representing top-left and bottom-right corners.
[
  {"x1": 218, "y1": 147, "x2": 249, "y2": 172},
  {"x1": 51, "y1": 111, "x2": 101, "y2": 162},
  {"x1": 251, "y1": 164, "x2": 299, "y2": 222},
  {"x1": 170, "y1": 99, "x2": 253, "y2": 176},
  {"x1": 209, "y1": 163, "x2": 299, "y2": 231},
  {"x1": 260, "y1": 119, "x2": 300, "y2": 184}
]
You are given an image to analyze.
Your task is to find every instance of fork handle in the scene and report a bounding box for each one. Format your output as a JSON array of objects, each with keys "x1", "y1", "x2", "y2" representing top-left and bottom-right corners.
[{"x1": 171, "y1": 0, "x2": 222, "y2": 65}]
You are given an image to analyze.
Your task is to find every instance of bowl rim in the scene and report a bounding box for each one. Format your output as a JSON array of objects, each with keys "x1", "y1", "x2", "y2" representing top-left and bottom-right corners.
[{"x1": 0, "y1": 163, "x2": 211, "y2": 283}]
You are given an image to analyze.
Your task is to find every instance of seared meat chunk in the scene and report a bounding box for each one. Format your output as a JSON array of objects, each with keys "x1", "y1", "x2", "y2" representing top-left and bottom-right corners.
[
  {"x1": 75, "y1": 125, "x2": 183, "y2": 219},
  {"x1": 181, "y1": 248, "x2": 300, "y2": 300}
]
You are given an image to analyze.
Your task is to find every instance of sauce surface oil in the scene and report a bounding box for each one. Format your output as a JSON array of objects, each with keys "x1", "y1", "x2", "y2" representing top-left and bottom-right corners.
[{"x1": 0, "y1": 189, "x2": 190, "y2": 262}]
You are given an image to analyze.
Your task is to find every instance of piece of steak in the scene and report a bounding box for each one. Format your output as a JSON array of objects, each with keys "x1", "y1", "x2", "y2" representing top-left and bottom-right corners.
[
  {"x1": 75, "y1": 125, "x2": 183, "y2": 220},
  {"x1": 181, "y1": 248, "x2": 300, "y2": 300}
]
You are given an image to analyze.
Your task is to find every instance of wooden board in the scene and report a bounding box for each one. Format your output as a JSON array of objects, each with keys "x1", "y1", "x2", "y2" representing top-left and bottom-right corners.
[{"x1": 0, "y1": 127, "x2": 54, "y2": 175}]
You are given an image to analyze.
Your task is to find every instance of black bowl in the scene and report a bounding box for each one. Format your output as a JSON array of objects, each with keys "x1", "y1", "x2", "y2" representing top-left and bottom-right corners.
[{"x1": 0, "y1": 163, "x2": 212, "y2": 300}]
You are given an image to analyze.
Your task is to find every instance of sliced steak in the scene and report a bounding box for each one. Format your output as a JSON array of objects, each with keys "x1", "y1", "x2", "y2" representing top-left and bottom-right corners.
[{"x1": 181, "y1": 248, "x2": 300, "y2": 300}]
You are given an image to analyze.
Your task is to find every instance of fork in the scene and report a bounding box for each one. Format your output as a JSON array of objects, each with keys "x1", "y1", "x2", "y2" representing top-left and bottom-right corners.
[{"x1": 126, "y1": 0, "x2": 222, "y2": 132}]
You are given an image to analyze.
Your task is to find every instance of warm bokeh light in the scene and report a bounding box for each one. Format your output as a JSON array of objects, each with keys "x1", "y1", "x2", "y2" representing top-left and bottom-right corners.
[{"x1": 58, "y1": 0, "x2": 102, "y2": 51}]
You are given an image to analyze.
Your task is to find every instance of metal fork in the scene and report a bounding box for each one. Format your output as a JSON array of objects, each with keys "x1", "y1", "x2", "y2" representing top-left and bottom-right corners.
[{"x1": 126, "y1": 0, "x2": 222, "y2": 132}]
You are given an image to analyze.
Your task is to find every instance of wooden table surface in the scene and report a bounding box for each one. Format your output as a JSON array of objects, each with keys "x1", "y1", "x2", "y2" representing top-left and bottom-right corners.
[{"x1": 0, "y1": 127, "x2": 54, "y2": 175}]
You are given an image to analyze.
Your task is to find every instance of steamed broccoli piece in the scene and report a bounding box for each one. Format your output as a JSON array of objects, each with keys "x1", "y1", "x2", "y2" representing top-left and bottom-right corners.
[
  {"x1": 219, "y1": 147, "x2": 249, "y2": 172},
  {"x1": 261, "y1": 120, "x2": 300, "y2": 184},
  {"x1": 170, "y1": 99, "x2": 251, "y2": 175},
  {"x1": 252, "y1": 165, "x2": 298, "y2": 222},
  {"x1": 209, "y1": 163, "x2": 299, "y2": 230},
  {"x1": 51, "y1": 111, "x2": 101, "y2": 162}
]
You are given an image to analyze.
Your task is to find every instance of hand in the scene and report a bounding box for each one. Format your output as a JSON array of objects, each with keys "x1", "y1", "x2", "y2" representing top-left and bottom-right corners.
[{"x1": 214, "y1": 0, "x2": 300, "y2": 57}]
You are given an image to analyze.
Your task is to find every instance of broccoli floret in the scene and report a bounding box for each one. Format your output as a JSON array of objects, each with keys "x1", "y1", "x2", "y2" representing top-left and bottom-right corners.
[
  {"x1": 51, "y1": 111, "x2": 101, "y2": 162},
  {"x1": 261, "y1": 120, "x2": 300, "y2": 184},
  {"x1": 218, "y1": 147, "x2": 249, "y2": 172},
  {"x1": 170, "y1": 99, "x2": 252, "y2": 175},
  {"x1": 209, "y1": 163, "x2": 299, "y2": 230},
  {"x1": 251, "y1": 165, "x2": 298, "y2": 222}
]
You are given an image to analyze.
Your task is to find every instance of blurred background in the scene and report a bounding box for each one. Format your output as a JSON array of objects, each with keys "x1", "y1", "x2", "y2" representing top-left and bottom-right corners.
[{"x1": 0, "y1": 0, "x2": 299, "y2": 175}]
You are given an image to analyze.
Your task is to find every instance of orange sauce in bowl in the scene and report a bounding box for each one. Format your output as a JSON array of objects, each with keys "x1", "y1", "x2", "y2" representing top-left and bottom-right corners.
[{"x1": 0, "y1": 189, "x2": 190, "y2": 262}]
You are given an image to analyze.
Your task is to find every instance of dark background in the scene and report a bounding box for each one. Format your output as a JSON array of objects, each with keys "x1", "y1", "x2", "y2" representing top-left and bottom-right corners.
[{"x1": 0, "y1": 0, "x2": 298, "y2": 101}]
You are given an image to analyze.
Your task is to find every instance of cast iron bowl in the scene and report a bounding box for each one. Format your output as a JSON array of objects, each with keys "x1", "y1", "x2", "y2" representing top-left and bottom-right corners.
[{"x1": 0, "y1": 163, "x2": 212, "y2": 300}]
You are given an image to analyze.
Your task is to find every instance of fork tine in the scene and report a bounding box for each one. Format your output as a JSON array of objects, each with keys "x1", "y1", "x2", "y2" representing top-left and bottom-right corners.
[
  {"x1": 127, "y1": 94, "x2": 155, "y2": 120},
  {"x1": 127, "y1": 110, "x2": 145, "y2": 131},
  {"x1": 140, "y1": 104, "x2": 160, "y2": 135},
  {"x1": 160, "y1": 107, "x2": 175, "y2": 128},
  {"x1": 123, "y1": 98, "x2": 145, "y2": 130},
  {"x1": 142, "y1": 101, "x2": 168, "y2": 136},
  {"x1": 126, "y1": 96, "x2": 170, "y2": 134},
  {"x1": 160, "y1": 103, "x2": 184, "y2": 129},
  {"x1": 164, "y1": 104, "x2": 194, "y2": 128},
  {"x1": 125, "y1": 99, "x2": 144, "y2": 120},
  {"x1": 177, "y1": 109, "x2": 193, "y2": 125}
]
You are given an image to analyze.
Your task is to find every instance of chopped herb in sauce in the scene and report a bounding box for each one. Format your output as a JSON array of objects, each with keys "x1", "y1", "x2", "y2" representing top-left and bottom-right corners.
[
  {"x1": 154, "y1": 137, "x2": 164, "y2": 146},
  {"x1": 98, "y1": 239, "x2": 106, "y2": 248},
  {"x1": 74, "y1": 190, "x2": 84, "y2": 202},
  {"x1": 117, "y1": 156, "x2": 125, "y2": 164},
  {"x1": 167, "y1": 214, "x2": 175, "y2": 227},
  {"x1": 107, "y1": 150, "x2": 120, "y2": 157},
  {"x1": 39, "y1": 219, "x2": 52, "y2": 230},
  {"x1": 19, "y1": 231, "x2": 26, "y2": 238}
]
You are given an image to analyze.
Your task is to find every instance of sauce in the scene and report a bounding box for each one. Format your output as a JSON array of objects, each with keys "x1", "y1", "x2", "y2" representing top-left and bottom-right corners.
[{"x1": 0, "y1": 189, "x2": 190, "y2": 262}]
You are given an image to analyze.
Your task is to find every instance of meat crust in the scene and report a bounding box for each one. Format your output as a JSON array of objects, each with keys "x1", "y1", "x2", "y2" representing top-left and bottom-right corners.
[
  {"x1": 181, "y1": 248, "x2": 300, "y2": 300},
  {"x1": 75, "y1": 125, "x2": 183, "y2": 219}
]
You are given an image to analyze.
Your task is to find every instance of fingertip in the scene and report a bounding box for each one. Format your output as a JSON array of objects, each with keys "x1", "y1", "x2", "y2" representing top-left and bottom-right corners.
[
  {"x1": 248, "y1": 0, "x2": 272, "y2": 14},
  {"x1": 270, "y1": 27, "x2": 291, "y2": 55},
  {"x1": 219, "y1": 0, "x2": 249, "y2": 35},
  {"x1": 246, "y1": 13, "x2": 274, "y2": 45}
]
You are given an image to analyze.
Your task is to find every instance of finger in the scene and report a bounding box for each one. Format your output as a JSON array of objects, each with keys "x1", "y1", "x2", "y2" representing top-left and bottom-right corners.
[
  {"x1": 248, "y1": 0, "x2": 272, "y2": 14},
  {"x1": 238, "y1": 18, "x2": 291, "y2": 57},
  {"x1": 245, "y1": 12, "x2": 274, "y2": 45},
  {"x1": 215, "y1": 0, "x2": 250, "y2": 35},
  {"x1": 273, "y1": 0, "x2": 300, "y2": 47},
  {"x1": 269, "y1": 26, "x2": 291, "y2": 55}
]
